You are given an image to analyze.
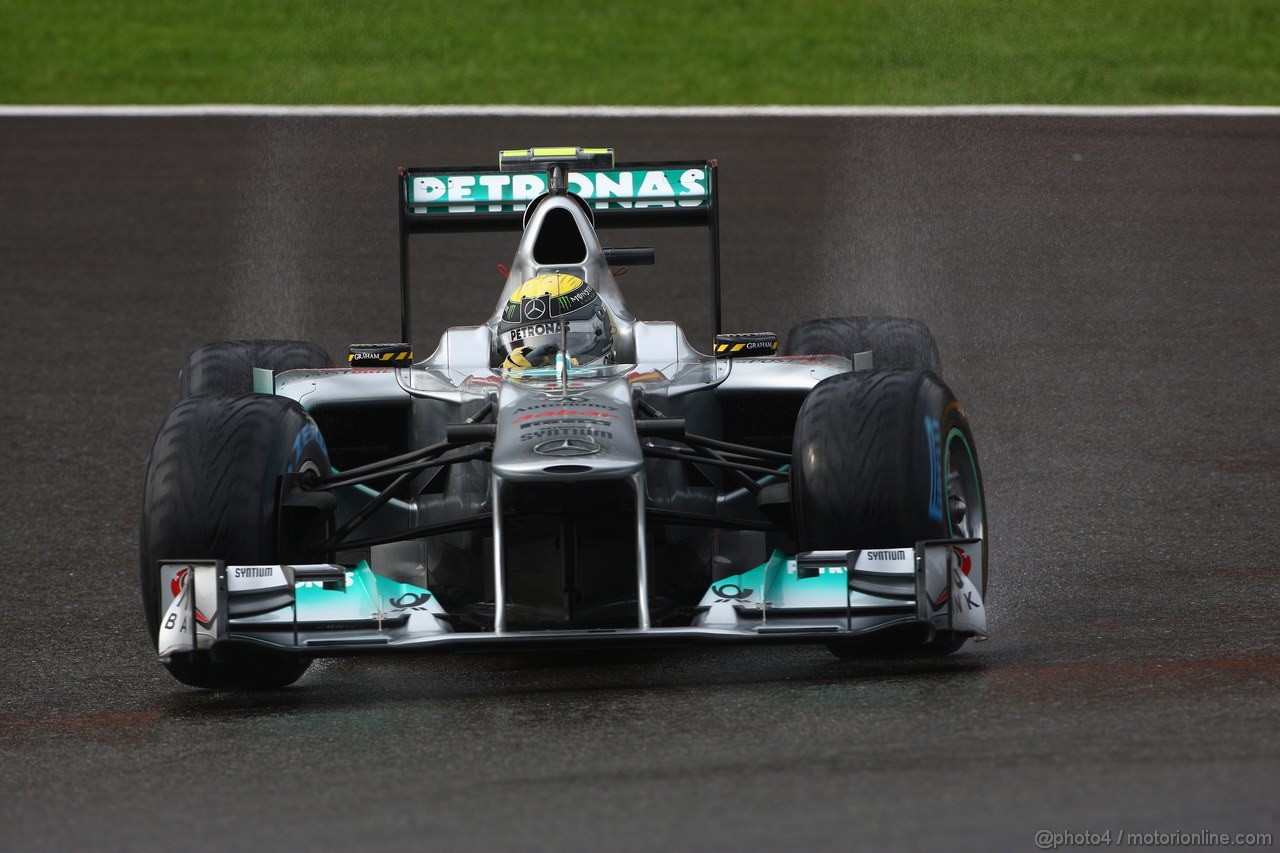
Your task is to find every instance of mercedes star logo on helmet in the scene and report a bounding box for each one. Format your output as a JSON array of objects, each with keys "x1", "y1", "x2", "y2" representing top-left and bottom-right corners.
[
  {"x1": 534, "y1": 438, "x2": 601, "y2": 457},
  {"x1": 523, "y1": 297, "x2": 547, "y2": 320}
]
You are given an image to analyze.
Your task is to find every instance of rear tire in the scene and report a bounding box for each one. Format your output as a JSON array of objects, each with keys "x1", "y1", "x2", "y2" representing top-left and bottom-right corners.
[
  {"x1": 180, "y1": 339, "x2": 334, "y2": 398},
  {"x1": 791, "y1": 369, "x2": 986, "y2": 656},
  {"x1": 785, "y1": 316, "x2": 942, "y2": 375},
  {"x1": 140, "y1": 394, "x2": 330, "y2": 689}
]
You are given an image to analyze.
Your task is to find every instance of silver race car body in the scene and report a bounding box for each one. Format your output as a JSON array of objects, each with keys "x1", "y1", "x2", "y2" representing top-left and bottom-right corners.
[{"x1": 151, "y1": 148, "x2": 987, "y2": 674}]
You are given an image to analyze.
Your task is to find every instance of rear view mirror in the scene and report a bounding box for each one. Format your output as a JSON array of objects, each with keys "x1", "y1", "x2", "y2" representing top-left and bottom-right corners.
[{"x1": 603, "y1": 247, "x2": 656, "y2": 266}]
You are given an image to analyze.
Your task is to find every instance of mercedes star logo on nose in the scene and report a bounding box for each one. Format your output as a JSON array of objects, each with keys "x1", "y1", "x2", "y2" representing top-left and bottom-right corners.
[{"x1": 534, "y1": 438, "x2": 601, "y2": 457}]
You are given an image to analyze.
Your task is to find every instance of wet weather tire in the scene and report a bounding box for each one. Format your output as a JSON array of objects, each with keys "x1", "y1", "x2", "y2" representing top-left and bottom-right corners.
[
  {"x1": 139, "y1": 394, "x2": 329, "y2": 689},
  {"x1": 180, "y1": 339, "x2": 334, "y2": 398},
  {"x1": 785, "y1": 316, "x2": 942, "y2": 375},
  {"x1": 791, "y1": 369, "x2": 985, "y2": 656}
]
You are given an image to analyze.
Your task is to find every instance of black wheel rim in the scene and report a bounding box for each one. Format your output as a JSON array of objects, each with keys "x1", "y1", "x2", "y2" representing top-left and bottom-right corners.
[{"x1": 944, "y1": 428, "x2": 984, "y2": 543}]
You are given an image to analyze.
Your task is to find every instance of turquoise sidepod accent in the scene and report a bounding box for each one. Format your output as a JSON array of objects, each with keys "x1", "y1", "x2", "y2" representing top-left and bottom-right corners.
[{"x1": 252, "y1": 366, "x2": 274, "y2": 394}]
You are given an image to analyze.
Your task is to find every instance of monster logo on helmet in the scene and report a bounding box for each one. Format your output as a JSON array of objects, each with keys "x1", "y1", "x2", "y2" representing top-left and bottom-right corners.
[{"x1": 496, "y1": 272, "x2": 614, "y2": 369}]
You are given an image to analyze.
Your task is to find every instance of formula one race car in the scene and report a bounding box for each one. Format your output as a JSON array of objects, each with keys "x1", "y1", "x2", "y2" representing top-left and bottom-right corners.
[{"x1": 140, "y1": 147, "x2": 988, "y2": 689}]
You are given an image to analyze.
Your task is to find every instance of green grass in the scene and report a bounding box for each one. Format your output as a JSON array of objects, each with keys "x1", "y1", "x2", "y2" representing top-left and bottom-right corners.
[{"x1": 2, "y1": 0, "x2": 1277, "y2": 104}]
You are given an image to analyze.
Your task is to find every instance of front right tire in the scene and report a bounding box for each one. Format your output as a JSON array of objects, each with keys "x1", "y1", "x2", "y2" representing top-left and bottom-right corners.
[{"x1": 139, "y1": 394, "x2": 329, "y2": 689}]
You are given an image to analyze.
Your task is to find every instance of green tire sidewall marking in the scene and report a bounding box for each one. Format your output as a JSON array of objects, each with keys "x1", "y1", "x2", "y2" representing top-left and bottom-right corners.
[{"x1": 943, "y1": 426, "x2": 983, "y2": 539}]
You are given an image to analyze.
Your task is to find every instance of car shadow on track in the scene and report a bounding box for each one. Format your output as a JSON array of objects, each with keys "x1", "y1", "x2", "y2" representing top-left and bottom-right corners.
[{"x1": 152, "y1": 646, "x2": 988, "y2": 719}]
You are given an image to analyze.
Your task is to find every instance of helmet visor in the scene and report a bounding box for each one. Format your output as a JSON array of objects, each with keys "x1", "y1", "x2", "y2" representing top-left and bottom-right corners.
[{"x1": 499, "y1": 319, "x2": 611, "y2": 368}]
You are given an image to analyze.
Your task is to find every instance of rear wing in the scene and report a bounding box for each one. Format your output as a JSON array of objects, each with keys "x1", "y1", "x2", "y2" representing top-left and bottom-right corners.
[{"x1": 396, "y1": 155, "x2": 722, "y2": 344}]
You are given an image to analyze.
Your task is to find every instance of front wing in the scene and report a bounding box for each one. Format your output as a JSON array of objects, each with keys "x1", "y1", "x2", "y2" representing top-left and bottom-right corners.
[{"x1": 156, "y1": 540, "x2": 986, "y2": 660}]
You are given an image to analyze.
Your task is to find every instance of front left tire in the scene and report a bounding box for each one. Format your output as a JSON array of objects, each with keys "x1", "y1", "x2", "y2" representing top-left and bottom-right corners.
[{"x1": 790, "y1": 369, "x2": 987, "y2": 657}]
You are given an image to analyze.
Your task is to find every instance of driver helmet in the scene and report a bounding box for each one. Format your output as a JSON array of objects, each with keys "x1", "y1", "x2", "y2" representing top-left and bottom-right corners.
[{"x1": 496, "y1": 272, "x2": 614, "y2": 369}]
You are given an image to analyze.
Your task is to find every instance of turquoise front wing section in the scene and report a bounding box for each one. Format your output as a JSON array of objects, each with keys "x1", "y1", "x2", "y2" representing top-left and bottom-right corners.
[
  {"x1": 294, "y1": 560, "x2": 437, "y2": 620},
  {"x1": 231, "y1": 560, "x2": 438, "y2": 625},
  {"x1": 698, "y1": 549, "x2": 852, "y2": 610}
]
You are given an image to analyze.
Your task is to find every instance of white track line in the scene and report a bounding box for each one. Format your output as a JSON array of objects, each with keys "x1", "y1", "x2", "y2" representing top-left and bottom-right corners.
[{"x1": 0, "y1": 104, "x2": 1277, "y2": 118}]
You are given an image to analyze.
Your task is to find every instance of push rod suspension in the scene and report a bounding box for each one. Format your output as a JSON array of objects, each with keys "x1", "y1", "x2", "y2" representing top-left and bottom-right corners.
[
  {"x1": 317, "y1": 445, "x2": 492, "y2": 492},
  {"x1": 641, "y1": 445, "x2": 789, "y2": 479}
]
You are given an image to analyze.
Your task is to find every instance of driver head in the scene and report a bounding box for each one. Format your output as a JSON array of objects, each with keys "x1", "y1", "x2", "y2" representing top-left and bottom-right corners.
[{"x1": 495, "y1": 272, "x2": 614, "y2": 369}]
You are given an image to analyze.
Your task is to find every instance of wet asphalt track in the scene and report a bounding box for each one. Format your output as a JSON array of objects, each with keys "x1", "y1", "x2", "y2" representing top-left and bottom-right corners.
[{"x1": 1, "y1": 115, "x2": 1278, "y2": 852}]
